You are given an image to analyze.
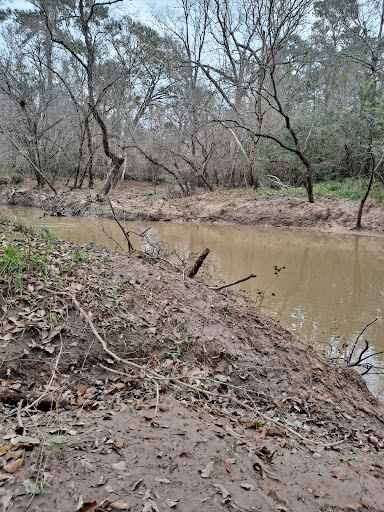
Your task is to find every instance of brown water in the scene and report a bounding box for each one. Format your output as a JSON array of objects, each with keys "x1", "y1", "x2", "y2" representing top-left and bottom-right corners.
[{"x1": 3, "y1": 206, "x2": 384, "y2": 399}]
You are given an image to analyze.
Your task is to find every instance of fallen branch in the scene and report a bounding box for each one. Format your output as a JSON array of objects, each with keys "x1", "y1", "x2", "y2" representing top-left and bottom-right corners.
[
  {"x1": 188, "y1": 248, "x2": 210, "y2": 278},
  {"x1": 209, "y1": 274, "x2": 257, "y2": 291},
  {"x1": 108, "y1": 199, "x2": 134, "y2": 251},
  {"x1": 347, "y1": 318, "x2": 378, "y2": 365}
]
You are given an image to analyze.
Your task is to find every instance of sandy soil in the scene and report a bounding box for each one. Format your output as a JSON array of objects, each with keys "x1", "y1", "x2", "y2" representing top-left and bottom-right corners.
[
  {"x1": 0, "y1": 221, "x2": 383, "y2": 512},
  {"x1": 1, "y1": 181, "x2": 384, "y2": 236}
]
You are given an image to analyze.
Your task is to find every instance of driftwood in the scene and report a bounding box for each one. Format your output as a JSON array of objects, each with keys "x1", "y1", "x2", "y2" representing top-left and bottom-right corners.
[
  {"x1": 188, "y1": 248, "x2": 210, "y2": 278},
  {"x1": 209, "y1": 274, "x2": 257, "y2": 291}
]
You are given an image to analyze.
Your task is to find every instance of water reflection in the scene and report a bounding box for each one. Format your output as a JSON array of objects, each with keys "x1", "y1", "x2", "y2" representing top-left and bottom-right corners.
[{"x1": 3, "y1": 206, "x2": 384, "y2": 399}]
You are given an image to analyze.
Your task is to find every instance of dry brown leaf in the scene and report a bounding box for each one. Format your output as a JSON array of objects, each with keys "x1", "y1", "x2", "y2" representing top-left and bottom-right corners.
[
  {"x1": 307, "y1": 484, "x2": 314, "y2": 493},
  {"x1": 240, "y1": 483, "x2": 255, "y2": 491},
  {"x1": 130, "y1": 479, "x2": 143, "y2": 491},
  {"x1": 214, "y1": 484, "x2": 230, "y2": 498},
  {"x1": 165, "y1": 499, "x2": 179, "y2": 508},
  {"x1": 230, "y1": 504, "x2": 253, "y2": 512},
  {"x1": 257, "y1": 426, "x2": 268, "y2": 440},
  {"x1": 77, "y1": 385, "x2": 88, "y2": 396},
  {"x1": 224, "y1": 458, "x2": 232, "y2": 473},
  {"x1": 0, "y1": 445, "x2": 11, "y2": 453},
  {"x1": 347, "y1": 460, "x2": 357, "y2": 472},
  {"x1": 201, "y1": 460, "x2": 215, "y2": 478},
  {"x1": 3, "y1": 458, "x2": 23, "y2": 473},
  {"x1": 76, "y1": 502, "x2": 98, "y2": 512},
  {"x1": 129, "y1": 424, "x2": 136, "y2": 430},
  {"x1": 314, "y1": 491, "x2": 326, "y2": 498},
  {"x1": 110, "y1": 499, "x2": 131, "y2": 510},
  {"x1": 347, "y1": 505, "x2": 363, "y2": 510},
  {"x1": 253, "y1": 462, "x2": 267, "y2": 480}
]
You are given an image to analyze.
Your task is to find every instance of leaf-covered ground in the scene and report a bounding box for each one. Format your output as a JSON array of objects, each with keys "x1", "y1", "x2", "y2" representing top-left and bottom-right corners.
[{"x1": 0, "y1": 220, "x2": 384, "y2": 512}]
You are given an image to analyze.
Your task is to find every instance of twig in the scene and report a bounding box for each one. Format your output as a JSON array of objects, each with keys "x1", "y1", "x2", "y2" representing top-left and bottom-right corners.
[
  {"x1": 108, "y1": 198, "x2": 134, "y2": 251},
  {"x1": 209, "y1": 274, "x2": 257, "y2": 291},
  {"x1": 347, "y1": 318, "x2": 378, "y2": 364},
  {"x1": 99, "y1": 363, "x2": 135, "y2": 379},
  {"x1": 151, "y1": 378, "x2": 160, "y2": 418},
  {"x1": 16, "y1": 400, "x2": 24, "y2": 428}
]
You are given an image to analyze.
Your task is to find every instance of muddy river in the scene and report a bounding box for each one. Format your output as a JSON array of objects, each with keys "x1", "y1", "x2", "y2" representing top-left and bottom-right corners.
[{"x1": 3, "y1": 206, "x2": 384, "y2": 399}]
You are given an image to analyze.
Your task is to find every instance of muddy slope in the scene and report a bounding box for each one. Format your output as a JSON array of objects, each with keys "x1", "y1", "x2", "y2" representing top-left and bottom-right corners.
[
  {"x1": 0, "y1": 221, "x2": 383, "y2": 512},
  {"x1": 1, "y1": 181, "x2": 384, "y2": 235}
]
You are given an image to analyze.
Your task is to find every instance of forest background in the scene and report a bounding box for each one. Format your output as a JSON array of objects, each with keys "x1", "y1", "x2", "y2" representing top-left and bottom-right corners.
[{"x1": 0, "y1": 0, "x2": 383, "y2": 210}]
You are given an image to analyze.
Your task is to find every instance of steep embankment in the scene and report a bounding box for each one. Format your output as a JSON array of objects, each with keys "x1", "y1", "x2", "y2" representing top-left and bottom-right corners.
[
  {"x1": 0, "y1": 220, "x2": 383, "y2": 512},
  {"x1": 1, "y1": 181, "x2": 384, "y2": 236}
]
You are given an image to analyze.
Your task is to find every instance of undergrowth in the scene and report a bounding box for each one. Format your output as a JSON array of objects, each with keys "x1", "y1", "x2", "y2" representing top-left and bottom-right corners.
[{"x1": 213, "y1": 178, "x2": 384, "y2": 202}]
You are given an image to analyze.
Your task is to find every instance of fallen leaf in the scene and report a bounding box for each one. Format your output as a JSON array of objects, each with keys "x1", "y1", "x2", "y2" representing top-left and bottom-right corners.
[
  {"x1": 347, "y1": 505, "x2": 362, "y2": 510},
  {"x1": 130, "y1": 479, "x2": 143, "y2": 491},
  {"x1": 110, "y1": 499, "x2": 131, "y2": 510},
  {"x1": 253, "y1": 462, "x2": 267, "y2": 480},
  {"x1": 201, "y1": 460, "x2": 215, "y2": 478},
  {"x1": 76, "y1": 502, "x2": 98, "y2": 512},
  {"x1": 165, "y1": 499, "x2": 179, "y2": 508},
  {"x1": 155, "y1": 477, "x2": 171, "y2": 484},
  {"x1": 142, "y1": 436, "x2": 159, "y2": 441},
  {"x1": 112, "y1": 461, "x2": 127, "y2": 471},
  {"x1": 3, "y1": 458, "x2": 23, "y2": 473},
  {"x1": 314, "y1": 491, "x2": 326, "y2": 498},
  {"x1": 347, "y1": 460, "x2": 357, "y2": 472},
  {"x1": 129, "y1": 424, "x2": 136, "y2": 430},
  {"x1": 307, "y1": 484, "x2": 313, "y2": 494},
  {"x1": 244, "y1": 419, "x2": 263, "y2": 429},
  {"x1": 372, "y1": 462, "x2": 383, "y2": 468},
  {"x1": 224, "y1": 458, "x2": 231, "y2": 473},
  {"x1": 214, "y1": 484, "x2": 231, "y2": 498},
  {"x1": 240, "y1": 483, "x2": 255, "y2": 491},
  {"x1": 230, "y1": 505, "x2": 254, "y2": 512}
]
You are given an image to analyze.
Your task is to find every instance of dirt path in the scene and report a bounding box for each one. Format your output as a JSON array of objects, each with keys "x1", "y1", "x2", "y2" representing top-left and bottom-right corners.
[
  {"x1": 0, "y1": 220, "x2": 383, "y2": 511},
  {"x1": 1, "y1": 181, "x2": 384, "y2": 236}
]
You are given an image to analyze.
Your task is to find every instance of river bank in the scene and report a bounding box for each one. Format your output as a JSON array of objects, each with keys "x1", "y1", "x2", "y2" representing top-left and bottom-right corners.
[
  {"x1": 1, "y1": 181, "x2": 384, "y2": 237},
  {"x1": 0, "y1": 219, "x2": 384, "y2": 511}
]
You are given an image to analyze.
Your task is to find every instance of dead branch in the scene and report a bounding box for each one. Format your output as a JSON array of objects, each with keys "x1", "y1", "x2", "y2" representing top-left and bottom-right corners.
[
  {"x1": 347, "y1": 318, "x2": 378, "y2": 365},
  {"x1": 209, "y1": 274, "x2": 257, "y2": 291},
  {"x1": 108, "y1": 199, "x2": 134, "y2": 251},
  {"x1": 188, "y1": 248, "x2": 210, "y2": 278}
]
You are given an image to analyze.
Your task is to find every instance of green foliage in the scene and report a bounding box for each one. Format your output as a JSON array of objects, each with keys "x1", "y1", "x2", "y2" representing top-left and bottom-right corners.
[{"x1": 73, "y1": 248, "x2": 88, "y2": 263}]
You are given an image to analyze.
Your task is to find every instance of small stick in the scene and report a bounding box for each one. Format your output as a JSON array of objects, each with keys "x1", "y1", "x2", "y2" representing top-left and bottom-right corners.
[
  {"x1": 16, "y1": 400, "x2": 24, "y2": 428},
  {"x1": 188, "y1": 248, "x2": 210, "y2": 278},
  {"x1": 209, "y1": 274, "x2": 257, "y2": 291}
]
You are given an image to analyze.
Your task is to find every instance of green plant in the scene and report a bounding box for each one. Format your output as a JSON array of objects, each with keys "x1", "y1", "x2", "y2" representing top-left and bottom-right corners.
[
  {"x1": 25, "y1": 480, "x2": 51, "y2": 497},
  {"x1": 1, "y1": 244, "x2": 25, "y2": 292},
  {"x1": 73, "y1": 248, "x2": 88, "y2": 263},
  {"x1": 9, "y1": 172, "x2": 23, "y2": 185}
]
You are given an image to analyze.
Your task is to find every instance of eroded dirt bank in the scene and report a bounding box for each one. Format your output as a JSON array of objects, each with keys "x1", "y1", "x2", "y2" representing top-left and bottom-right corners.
[
  {"x1": 0, "y1": 221, "x2": 384, "y2": 512},
  {"x1": 1, "y1": 181, "x2": 384, "y2": 236}
]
